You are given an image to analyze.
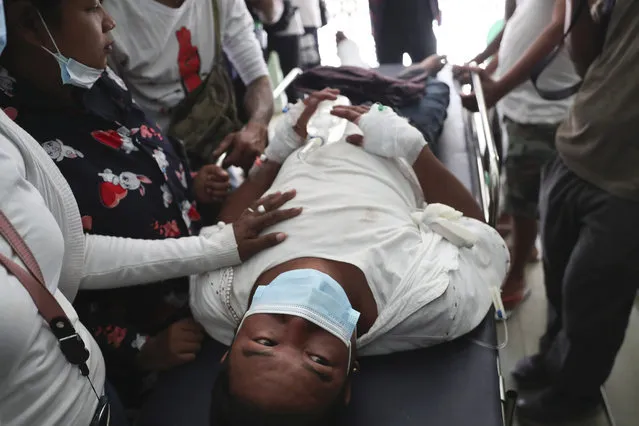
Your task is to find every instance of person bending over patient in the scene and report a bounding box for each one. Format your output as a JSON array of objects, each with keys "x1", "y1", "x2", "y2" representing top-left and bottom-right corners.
[{"x1": 190, "y1": 88, "x2": 510, "y2": 424}]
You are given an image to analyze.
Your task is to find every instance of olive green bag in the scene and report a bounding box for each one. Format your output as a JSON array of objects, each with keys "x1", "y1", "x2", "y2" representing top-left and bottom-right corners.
[{"x1": 167, "y1": 0, "x2": 243, "y2": 169}]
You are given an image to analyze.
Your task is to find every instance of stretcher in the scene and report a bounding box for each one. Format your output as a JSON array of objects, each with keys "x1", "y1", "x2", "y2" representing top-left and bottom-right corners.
[{"x1": 137, "y1": 65, "x2": 510, "y2": 426}]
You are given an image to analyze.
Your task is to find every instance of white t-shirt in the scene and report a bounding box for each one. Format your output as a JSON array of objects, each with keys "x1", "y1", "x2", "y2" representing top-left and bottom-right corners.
[
  {"x1": 292, "y1": 0, "x2": 322, "y2": 28},
  {"x1": 191, "y1": 140, "x2": 509, "y2": 356},
  {"x1": 0, "y1": 133, "x2": 105, "y2": 426},
  {"x1": 105, "y1": 0, "x2": 269, "y2": 129},
  {"x1": 496, "y1": 0, "x2": 580, "y2": 124}
]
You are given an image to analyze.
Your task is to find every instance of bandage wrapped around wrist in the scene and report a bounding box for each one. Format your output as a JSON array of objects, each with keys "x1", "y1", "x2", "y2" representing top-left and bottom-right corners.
[
  {"x1": 264, "y1": 100, "x2": 306, "y2": 164},
  {"x1": 357, "y1": 103, "x2": 428, "y2": 165}
]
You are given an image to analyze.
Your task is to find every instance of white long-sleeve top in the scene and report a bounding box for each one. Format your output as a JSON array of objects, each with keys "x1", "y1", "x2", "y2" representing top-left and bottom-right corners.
[
  {"x1": 105, "y1": 0, "x2": 269, "y2": 129},
  {"x1": 0, "y1": 117, "x2": 106, "y2": 425}
]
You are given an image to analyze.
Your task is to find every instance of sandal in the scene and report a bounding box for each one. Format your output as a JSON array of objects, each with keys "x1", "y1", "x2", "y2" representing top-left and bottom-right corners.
[{"x1": 496, "y1": 287, "x2": 532, "y2": 321}]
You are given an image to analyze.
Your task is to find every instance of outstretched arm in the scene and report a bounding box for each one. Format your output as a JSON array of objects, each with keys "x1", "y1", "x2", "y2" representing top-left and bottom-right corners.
[{"x1": 460, "y1": 0, "x2": 566, "y2": 110}]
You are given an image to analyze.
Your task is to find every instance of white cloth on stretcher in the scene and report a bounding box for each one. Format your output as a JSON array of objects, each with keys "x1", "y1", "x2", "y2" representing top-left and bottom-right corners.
[{"x1": 191, "y1": 140, "x2": 510, "y2": 356}]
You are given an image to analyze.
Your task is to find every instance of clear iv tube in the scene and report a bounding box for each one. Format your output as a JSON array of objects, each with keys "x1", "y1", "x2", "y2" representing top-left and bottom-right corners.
[{"x1": 297, "y1": 95, "x2": 350, "y2": 162}]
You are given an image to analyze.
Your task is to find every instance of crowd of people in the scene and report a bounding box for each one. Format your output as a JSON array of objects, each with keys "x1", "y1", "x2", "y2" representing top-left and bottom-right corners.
[{"x1": 0, "y1": 0, "x2": 637, "y2": 425}]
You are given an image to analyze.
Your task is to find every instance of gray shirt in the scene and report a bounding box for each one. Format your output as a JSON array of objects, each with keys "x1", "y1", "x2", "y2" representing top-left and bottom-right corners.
[{"x1": 556, "y1": 0, "x2": 639, "y2": 200}]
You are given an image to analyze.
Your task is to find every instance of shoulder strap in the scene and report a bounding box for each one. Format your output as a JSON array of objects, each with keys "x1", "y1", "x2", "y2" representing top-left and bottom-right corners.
[
  {"x1": 0, "y1": 209, "x2": 90, "y2": 375},
  {"x1": 529, "y1": 0, "x2": 588, "y2": 101},
  {"x1": 212, "y1": 0, "x2": 223, "y2": 63}
]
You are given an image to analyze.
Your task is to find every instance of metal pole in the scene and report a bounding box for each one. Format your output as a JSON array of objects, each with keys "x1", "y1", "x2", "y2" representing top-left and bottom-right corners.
[{"x1": 469, "y1": 66, "x2": 501, "y2": 227}]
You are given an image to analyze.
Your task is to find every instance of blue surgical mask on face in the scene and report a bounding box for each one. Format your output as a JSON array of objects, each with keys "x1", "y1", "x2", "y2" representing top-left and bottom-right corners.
[
  {"x1": 0, "y1": 0, "x2": 7, "y2": 56},
  {"x1": 241, "y1": 269, "x2": 360, "y2": 368},
  {"x1": 36, "y1": 11, "x2": 104, "y2": 89}
]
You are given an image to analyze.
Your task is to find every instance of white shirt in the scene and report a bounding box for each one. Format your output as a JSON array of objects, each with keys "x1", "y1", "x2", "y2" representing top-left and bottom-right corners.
[
  {"x1": 496, "y1": 0, "x2": 580, "y2": 124},
  {"x1": 105, "y1": 0, "x2": 269, "y2": 129},
  {"x1": 292, "y1": 0, "x2": 322, "y2": 28},
  {"x1": 0, "y1": 127, "x2": 105, "y2": 426},
  {"x1": 191, "y1": 141, "x2": 509, "y2": 355}
]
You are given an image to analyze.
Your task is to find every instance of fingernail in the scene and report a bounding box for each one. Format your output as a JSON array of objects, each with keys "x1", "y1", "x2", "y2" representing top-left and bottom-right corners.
[{"x1": 276, "y1": 233, "x2": 287, "y2": 242}]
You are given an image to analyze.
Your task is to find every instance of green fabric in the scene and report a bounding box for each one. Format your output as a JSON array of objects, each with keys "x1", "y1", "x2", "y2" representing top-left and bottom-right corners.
[{"x1": 487, "y1": 19, "x2": 505, "y2": 44}]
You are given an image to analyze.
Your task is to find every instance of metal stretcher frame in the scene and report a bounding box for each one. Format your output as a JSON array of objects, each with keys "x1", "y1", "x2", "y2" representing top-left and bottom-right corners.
[{"x1": 465, "y1": 71, "x2": 512, "y2": 426}]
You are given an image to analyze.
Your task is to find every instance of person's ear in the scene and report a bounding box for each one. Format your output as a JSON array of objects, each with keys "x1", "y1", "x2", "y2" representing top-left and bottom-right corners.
[
  {"x1": 220, "y1": 350, "x2": 229, "y2": 364},
  {"x1": 5, "y1": 0, "x2": 56, "y2": 51},
  {"x1": 343, "y1": 360, "x2": 360, "y2": 405},
  {"x1": 343, "y1": 379, "x2": 352, "y2": 405}
]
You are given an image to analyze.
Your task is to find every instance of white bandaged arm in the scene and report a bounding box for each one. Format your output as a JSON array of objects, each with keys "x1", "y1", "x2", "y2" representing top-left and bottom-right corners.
[
  {"x1": 356, "y1": 104, "x2": 428, "y2": 165},
  {"x1": 264, "y1": 100, "x2": 306, "y2": 164}
]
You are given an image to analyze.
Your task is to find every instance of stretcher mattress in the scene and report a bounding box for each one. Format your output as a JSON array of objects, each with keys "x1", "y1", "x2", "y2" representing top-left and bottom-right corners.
[{"x1": 138, "y1": 65, "x2": 502, "y2": 426}]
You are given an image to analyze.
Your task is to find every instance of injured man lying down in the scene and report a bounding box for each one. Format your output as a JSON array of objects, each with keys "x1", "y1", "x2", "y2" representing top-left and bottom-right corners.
[{"x1": 190, "y1": 89, "x2": 509, "y2": 425}]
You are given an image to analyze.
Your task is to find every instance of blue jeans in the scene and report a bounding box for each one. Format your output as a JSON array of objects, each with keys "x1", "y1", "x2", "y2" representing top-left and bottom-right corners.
[{"x1": 398, "y1": 77, "x2": 450, "y2": 157}]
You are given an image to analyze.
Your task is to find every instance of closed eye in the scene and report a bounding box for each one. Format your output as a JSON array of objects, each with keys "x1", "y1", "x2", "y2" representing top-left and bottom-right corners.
[
  {"x1": 255, "y1": 338, "x2": 276, "y2": 346},
  {"x1": 309, "y1": 354, "x2": 330, "y2": 366}
]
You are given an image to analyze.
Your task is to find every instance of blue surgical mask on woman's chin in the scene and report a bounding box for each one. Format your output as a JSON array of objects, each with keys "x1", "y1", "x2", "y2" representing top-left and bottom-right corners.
[
  {"x1": 239, "y1": 269, "x2": 360, "y2": 370},
  {"x1": 37, "y1": 11, "x2": 104, "y2": 89}
]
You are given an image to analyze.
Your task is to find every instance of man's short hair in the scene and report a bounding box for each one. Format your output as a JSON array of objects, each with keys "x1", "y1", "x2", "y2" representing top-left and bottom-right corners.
[{"x1": 210, "y1": 357, "x2": 348, "y2": 426}]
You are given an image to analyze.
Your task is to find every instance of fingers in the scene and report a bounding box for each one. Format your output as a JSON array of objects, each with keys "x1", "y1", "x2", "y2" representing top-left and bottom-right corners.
[
  {"x1": 253, "y1": 206, "x2": 303, "y2": 230},
  {"x1": 212, "y1": 133, "x2": 235, "y2": 161},
  {"x1": 251, "y1": 189, "x2": 297, "y2": 212},
  {"x1": 346, "y1": 134, "x2": 364, "y2": 146},
  {"x1": 244, "y1": 231, "x2": 290, "y2": 255},
  {"x1": 330, "y1": 106, "x2": 363, "y2": 123},
  {"x1": 460, "y1": 93, "x2": 479, "y2": 112},
  {"x1": 200, "y1": 164, "x2": 229, "y2": 180},
  {"x1": 296, "y1": 88, "x2": 340, "y2": 134}
]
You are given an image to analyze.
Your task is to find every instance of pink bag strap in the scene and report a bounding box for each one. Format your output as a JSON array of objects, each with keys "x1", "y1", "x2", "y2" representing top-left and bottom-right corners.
[
  {"x1": 0, "y1": 210, "x2": 91, "y2": 377},
  {"x1": 0, "y1": 209, "x2": 69, "y2": 322}
]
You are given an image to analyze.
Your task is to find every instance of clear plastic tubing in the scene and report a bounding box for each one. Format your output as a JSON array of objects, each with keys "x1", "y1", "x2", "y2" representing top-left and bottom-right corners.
[{"x1": 298, "y1": 96, "x2": 350, "y2": 161}]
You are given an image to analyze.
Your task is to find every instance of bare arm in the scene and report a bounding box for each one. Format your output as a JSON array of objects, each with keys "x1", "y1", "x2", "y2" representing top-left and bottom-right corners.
[
  {"x1": 412, "y1": 148, "x2": 485, "y2": 222},
  {"x1": 244, "y1": 75, "x2": 274, "y2": 130},
  {"x1": 218, "y1": 161, "x2": 281, "y2": 223},
  {"x1": 493, "y1": 0, "x2": 566, "y2": 99},
  {"x1": 567, "y1": 0, "x2": 606, "y2": 77},
  {"x1": 470, "y1": 0, "x2": 517, "y2": 65}
]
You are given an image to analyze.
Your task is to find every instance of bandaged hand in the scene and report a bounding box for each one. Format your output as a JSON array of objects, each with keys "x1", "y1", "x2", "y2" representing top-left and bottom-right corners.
[
  {"x1": 264, "y1": 88, "x2": 341, "y2": 164},
  {"x1": 263, "y1": 100, "x2": 307, "y2": 164},
  {"x1": 331, "y1": 103, "x2": 427, "y2": 165}
]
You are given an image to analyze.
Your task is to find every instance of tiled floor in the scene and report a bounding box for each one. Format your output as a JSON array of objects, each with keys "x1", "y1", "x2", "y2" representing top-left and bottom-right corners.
[{"x1": 497, "y1": 254, "x2": 639, "y2": 426}]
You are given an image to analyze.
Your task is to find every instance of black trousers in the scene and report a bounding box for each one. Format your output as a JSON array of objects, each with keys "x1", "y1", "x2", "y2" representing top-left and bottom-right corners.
[
  {"x1": 372, "y1": 0, "x2": 437, "y2": 64},
  {"x1": 539, "y1": 157, "x2": 639, "y2": 396}
]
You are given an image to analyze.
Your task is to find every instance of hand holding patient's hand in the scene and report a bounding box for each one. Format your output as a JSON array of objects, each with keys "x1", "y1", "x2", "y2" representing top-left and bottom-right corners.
[
  {"x1": 265, "y1": 88, "x2": 340, "y2": 164},
  {"x1": 233, "y1": 190, "x2": 302, "y2": 261},
  {"x1": 193, "y1": 164, "x2": 230, "y2": 204},
  {"x1": 331, "y1": 104, "x2": 427, "y2": 165}
]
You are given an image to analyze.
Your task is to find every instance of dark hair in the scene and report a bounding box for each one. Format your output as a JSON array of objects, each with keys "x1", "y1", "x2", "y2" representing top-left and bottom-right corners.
[{"x1": 210, "y1": 358, "x2": 348, "y2": 426}]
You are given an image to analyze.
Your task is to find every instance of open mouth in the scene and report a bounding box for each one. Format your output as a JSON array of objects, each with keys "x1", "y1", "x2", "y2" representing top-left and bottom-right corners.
[{"x1": 104, "y1": 42, "x2": 114, "y2": 53}]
